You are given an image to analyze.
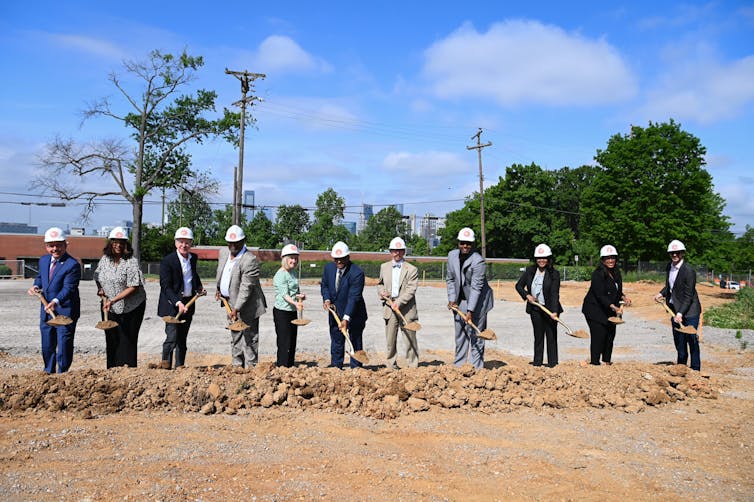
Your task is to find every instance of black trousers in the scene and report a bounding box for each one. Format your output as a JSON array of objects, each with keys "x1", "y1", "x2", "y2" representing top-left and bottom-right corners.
[
  {"x1": 530, "y1": 309, "x2": 558, "y2": 366},
  {"x1": 104, "y1": 300, "x2": 146, "y2": 368},
  {"x1": 162, "y1": 297, "x2": 194, "y2": 367},
  {"x1": 587, "y1": 318, "x2": 616, "y2": 365},
  {"x1": 273, "y1": 307, "x2": 298, "y2": 367}
]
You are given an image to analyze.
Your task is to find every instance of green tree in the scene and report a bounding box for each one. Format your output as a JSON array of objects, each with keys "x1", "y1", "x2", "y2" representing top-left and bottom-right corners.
[
  {"x1": 209, "y1": 204, "x2": 239, "y2": 245},
  {"x1": 274, "y1": 204, "x2": 310, "y2": 245},
  {"x1": 37, "y1": 50, "x2": 241, "y2": 260},
  {"x1": 582, "y1": 120, "x2": 729, "y2": 263},
  {"x1": 357, "y1": 206, "x2": 405, "y2": 251},
  {"x1": 307, "y1": 188, "x2": 350, "y2": 249},
  {"x1": 246, "y1": 211, "x2": 277, "y2": 248},
  {"x1": 165, "y1": 175, "x2": 218, "y2": 245},
  {"x1": 140, "y1": 224, "x2": 174, "y2": 262}
]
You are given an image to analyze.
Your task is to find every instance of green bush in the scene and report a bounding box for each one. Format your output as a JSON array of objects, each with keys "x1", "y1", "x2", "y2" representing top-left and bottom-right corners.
[
  {"x1": 0, "y1": 264, "x2": 12, "y2": 276},
  {"x1": 705, "y1": 286, "x2": 754, "y2": 329}
]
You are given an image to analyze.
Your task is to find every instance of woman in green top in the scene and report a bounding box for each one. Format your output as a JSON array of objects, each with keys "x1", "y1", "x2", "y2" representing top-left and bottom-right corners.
[{"x1": 273, "y1": 244, "x2": 305, "y2": 367}]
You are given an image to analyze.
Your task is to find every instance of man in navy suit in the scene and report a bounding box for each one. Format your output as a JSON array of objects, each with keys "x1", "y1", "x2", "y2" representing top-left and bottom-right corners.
[
  {"x1": 157, "y1": 227, "x2": 205, "y2": 369},
  {"x1": 27, "y1": 227, "x2": 81, "y2": 373},
  {"x1": 321, "y1": 241, "x2": 367, "y2": 368},
  {"x1": 654, "y1": 239, "x2": 703, "y2": 371}
]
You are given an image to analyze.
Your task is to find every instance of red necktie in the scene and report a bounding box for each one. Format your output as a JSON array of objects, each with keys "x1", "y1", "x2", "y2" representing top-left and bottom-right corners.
[{"x1": 49, "y1": 259, "x2": 57, "y2": 281}]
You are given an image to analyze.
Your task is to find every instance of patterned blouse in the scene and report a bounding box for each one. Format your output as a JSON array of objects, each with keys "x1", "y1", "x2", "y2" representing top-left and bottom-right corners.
[
  {"x1": 273, "y1": 267, "x2": 298, "y2": 311},
  {"x1": 95, "y1": 255, "x2": 147, "y2": 314}
]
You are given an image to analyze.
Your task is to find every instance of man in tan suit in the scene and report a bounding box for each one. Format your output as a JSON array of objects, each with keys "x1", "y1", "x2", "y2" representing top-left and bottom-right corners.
[
  {"x1": 215, "y1": 225, "x2": 267, "y2": 367},
  {"x1": 378, "y1": 237, "x2": 419, "y2": 369}
]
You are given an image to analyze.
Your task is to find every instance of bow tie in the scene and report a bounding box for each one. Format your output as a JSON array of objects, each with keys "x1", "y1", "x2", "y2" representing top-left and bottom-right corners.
[{"x1": 393, "y1": 263, "x2": 402, "y2": 269}]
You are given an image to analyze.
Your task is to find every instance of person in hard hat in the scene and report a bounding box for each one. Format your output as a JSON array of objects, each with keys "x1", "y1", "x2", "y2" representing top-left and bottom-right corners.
[
  {"x1": 378, "y1": 237, "x2": 420, "y2": 369},
  {"x1": 94, "y1": 226, "x2": 147, "y2": 368},
  {"x1": 446, "y1": 227, "x2": 494, "y2": 369},
  {"x1": 157, "y1": 227, "x2": 205, "y2": 369},
  {"x1": 26, "y1": 227, "x2": 81, "y2": 373},
  {"x1": 515, "y1": 243, "x2": 563, "y2": 367},
  {"x1": 581, "y1": 245, "x2": 632, "y2": 366},
  {"x1": 215, "y1": 225, "x2": 267, "y2": 368},
  {"x1": 272, "y1": 243, "x2": 304, "y2": 367},
  {"x1": 654, "y1": 240, "x2": 702, "y2": 370},
  {"x1": 321, "y1": 241, "x2": 368, "y2": 368}
]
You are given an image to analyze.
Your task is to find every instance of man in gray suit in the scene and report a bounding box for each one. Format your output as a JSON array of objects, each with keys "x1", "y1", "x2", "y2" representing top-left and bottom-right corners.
[
  {"x1": 215, "y1": 225, "x2": 267, "y2": 367},
  {"x1": 446, "y1": 227, "x2": 494, "y2": 369},
  {"x1": 378, "y1": 237, "x2": 420, "y2": 369}
]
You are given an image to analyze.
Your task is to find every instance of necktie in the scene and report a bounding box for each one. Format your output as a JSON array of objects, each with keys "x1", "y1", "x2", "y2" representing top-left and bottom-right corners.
[
  {"x1": 49, "y1": 259, "x2": 57, "y2": 281},
  {"x1": 335, "y1": 269, "x2": 342, "y2": 292}
]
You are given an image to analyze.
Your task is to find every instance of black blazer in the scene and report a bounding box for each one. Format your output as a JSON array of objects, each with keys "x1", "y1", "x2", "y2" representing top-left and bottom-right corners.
[
  {"x1": 659, "y1": 261, "x2": 702, "y2": 318},
  {"x1": 157, "y1": 251, "x2": 203, "y2": 317},
  {"x1": 582, "y1": 264, "x2": 623, "y2": 324},
  {"x1": 515, "y1": 265, "x2": 563, "y2": 315}
]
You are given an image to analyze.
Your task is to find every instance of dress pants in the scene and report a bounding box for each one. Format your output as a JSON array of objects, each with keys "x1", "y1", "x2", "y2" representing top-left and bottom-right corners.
[
  {"x1": 329, "y1": 320, "x2": 364, "y2": 369},
  {"x1": 587, "y1": 318, "x2": 616, "y2": 365},
  {"x1": 161, "y1": 298, "x2": 194, "y2": 367},
  {"x1": 453, "y1": 305, "x2": 486, "y2": 369},
  {"x1": 104, "y1": 300, "x2": 145, "y2": 368},
  {"x1": 273, "y1": 307, "x2": 298, "y2": 367},
  {"x1": 40, "y1": 320, "x2": 77, "y2": 374},
  {"x1": 384, "y1": 314, "x2": 418, "y2": 369},
  {"x1": 530, "y1": 309, "x2": 558, "y2": 366},
  {"x1": 672, "y1": 315, "x2": 701, "y2": 370},
  {"x1": 230, "y1": 316, "x2": 259, "y2": 368}
]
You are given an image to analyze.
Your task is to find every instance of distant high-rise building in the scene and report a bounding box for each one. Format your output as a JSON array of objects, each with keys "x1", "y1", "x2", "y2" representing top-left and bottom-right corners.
[
  {"x1": 243, "y1": 190, "x2": 255, "y2": 221},
  {"x1": 419, "y1": 214, "x2": 445, "y2": 250},
  {"x1": 391, "y1": 203, "x2": 404, "y2": 215},
  {"x1": 357, "y1": 203, "x2": 373, "y2": 234},
  {"x1": 343, "y1": 221, "x2": 357, "y2": 234}
]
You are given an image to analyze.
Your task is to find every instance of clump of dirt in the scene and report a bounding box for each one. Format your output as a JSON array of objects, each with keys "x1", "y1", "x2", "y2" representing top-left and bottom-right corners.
[{"x1": 0, "y1": 360, "x2": 717, "y2": 419}]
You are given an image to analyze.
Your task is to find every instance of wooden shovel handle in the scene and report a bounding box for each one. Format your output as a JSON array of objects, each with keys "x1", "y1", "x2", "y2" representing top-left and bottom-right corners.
[
  {"x1": 32, "y1": 288, "x2": 50, "y2": 308},
  {"x1": 385, "y1": 299, "x2": 410, "y2": 325},
  {"x1": 531, "y1": 300, "x2": 573, "y2": 331},
  {"x1": 449, "y1": 304, "x2": 482, "y2": 334},
  {"x1": 221, "y1": 297, "x2": 233, "y2": 315},
  {"x1": 326, "y1": 305, "x2": 347, "y2": 336}
]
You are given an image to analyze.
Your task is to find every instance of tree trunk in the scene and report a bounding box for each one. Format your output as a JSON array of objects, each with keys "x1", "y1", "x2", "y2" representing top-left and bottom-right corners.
[{"x1": 132, "y1": 198, "x2": 144, "y2": 262}]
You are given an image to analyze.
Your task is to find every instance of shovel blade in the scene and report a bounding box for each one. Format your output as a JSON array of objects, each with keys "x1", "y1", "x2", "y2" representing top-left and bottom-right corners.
[
  {"x1": 404, "y1": 321, "x2": 422, "y2": 331},
  {"x1": 227, "y1": 321, "x2": 249, "y2": 331},
  {"x1": 46, "y1": 315, "x2": 73, "y2": 326},
  {"x1": 350, "y1": 350, "x2": 369, "y2": 364},
  {"x1": 567, "y1": 329, "x2": 590, "y2": 339},
  {"x1": 291, "y1": 319, "x2": 311, "y2": 326},
  {"x1": 607, "y1": 316, "x2": 625, "y2": 325},
  {"x1": 162, "y1": 316, "x2": 185, "y2": 324},
  {"x1": 95, "y1": 320, "x2": 119, "y2": 330},
  {"x1": 477, "y1": 329, "x2": 497, "y2": 341},
  {"x1": 677, "y1": 325, "x2": 697, "y2": 335}
]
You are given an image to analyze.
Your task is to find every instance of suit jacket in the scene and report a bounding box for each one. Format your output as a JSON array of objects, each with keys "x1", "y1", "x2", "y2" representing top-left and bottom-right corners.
[
  {"x1": 158, "y1": 251, "x2": 203, "y2": 317},
  {"x1": 515, "y1": 265, "x2": 563, "y2": 315},
  {"x1": 34, "y1": 252, "x2": 81, "y2": 320},
  {"x1": 215, "y1": 247, "x2": 267, "y2": 322},
  {"x1": 446, "y1": 249, "x2": 494, "y2": 316},
  {"x1": 321, "y1": 261, "x2": 368, "y2": 328},
  {"x1": 377, "y1": 260, "x2": 419, "y2": 321},
  {"x1": 581, "y1": 265, "x2": 623, "y2": 324},
  {"x1": 659, "y1": 261, "x2": 702, "y2": 318}
]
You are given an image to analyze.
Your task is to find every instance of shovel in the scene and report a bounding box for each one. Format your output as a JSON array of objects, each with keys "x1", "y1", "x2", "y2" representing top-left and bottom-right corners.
[
  {"x1": 162, "y1": 291, "x2": 206, "y2": 324},
  {"x1": 608, "y1": 301, "x2": 625, "y2": 325},
  {"x1": 326, "y1": 305, "x2": 369, "y2": 364},
  {"x1": 95, "y1": 296, "x2": 119, "y2": 330},
  {"x1": 531, "y1": 301, "x2": 589, "y2": 339},
  {"x1": 291, "y1": 295, "x2": 311, "y2": 326},
  {"x1": 220, "y1": 297, "x2": 250, "y2": 331},
  {"x1": 449, "y1": 305, "x2": 497, "y2": 340},
  {"x1": 31, "y1": 288, "x2": 73, "y2": 326},
  {"x1": 655, "y1": 298, "x2": 697, "y2": 335},
  {"x1": 384, "y1": 299, "x2": 421, "y2": 331}
]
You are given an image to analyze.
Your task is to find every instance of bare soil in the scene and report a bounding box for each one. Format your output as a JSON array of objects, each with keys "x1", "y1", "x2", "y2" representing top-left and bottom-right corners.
[{"x1": 1, "y1": 281, "x2": 752, "y2": 500}]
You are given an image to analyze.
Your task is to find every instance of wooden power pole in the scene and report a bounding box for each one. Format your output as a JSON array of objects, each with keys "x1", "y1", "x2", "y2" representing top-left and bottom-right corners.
[
  {"x1": 466, "y1": 128, "x2": 492, "y2": 258},
  {"x1": 225, "y1": 69, "x2": 265, "y2": 226}
]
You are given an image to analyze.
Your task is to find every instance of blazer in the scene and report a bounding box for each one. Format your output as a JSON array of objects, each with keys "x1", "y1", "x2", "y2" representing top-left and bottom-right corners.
[
  {"x1": 446, "y1": 249, "x2": 494, "y2": 316},
  {"x1": 34, "y1": 252, "x2": 81, "y2": 321},
  {"x1": 215, "y1": 247, "x2": 267, "y2": 322},
  {"x1": 157, "y1": 251, "x2": 203, "y2": 317},
  {"x1": 581, "y1": 265, "x2": 623, "y2": 324},
  {"x1": 515, "y1": 265, "x2": 563, "y2": 315},
  {"x1": 659, "y1": 261, "x2": 702, "y2": 318},
  {"x1": 377, "y1": 260, "x2": 419, "y2": 321},
  {"x1": 321, "y1": 261, "x2": 368, "y2": 328}
]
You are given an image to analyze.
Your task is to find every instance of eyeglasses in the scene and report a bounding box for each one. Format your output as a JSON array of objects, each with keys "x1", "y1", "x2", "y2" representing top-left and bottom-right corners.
[{"x1": 669, "y1": 251, "x2": 682, "y2": 256}]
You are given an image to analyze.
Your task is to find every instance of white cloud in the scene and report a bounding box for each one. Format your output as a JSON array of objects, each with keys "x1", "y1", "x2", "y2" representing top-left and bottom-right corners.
[
  {"x1": 422, "y1": 20, "x2": 637, "y2": 106},
  {"x1": 41, "y1": 33, "x2": 128, "y2": 60},
  {"x1": 255, "y1": 35, "x2": 332, "y2": 74},
  {"x1": 639, "y1": 55, "x2": 754, "y2": 124}
]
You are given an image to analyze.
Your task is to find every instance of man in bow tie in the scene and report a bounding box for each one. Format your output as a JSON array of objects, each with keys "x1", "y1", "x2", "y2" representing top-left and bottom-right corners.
[
  {"x1": 378, "y1": 237, "x2": 420, "y2": 369},
  {"x1": 27, "y1": 227, "x2": 81, "y2": 373}
]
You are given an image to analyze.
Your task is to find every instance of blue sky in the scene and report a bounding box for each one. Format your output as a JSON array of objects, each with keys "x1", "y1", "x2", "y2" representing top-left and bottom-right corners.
[{"x1": 1, "y1": 1, "x2": 753, "y2": 237}]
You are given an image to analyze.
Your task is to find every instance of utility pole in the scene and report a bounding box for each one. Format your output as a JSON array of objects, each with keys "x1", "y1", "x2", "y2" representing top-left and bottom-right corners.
[
  {"x1": 225, "y1": 68, "x2": 265, "y2": 226},
  {"x1": 466, "y1": 128, "x2": 492, "y2": 258}
]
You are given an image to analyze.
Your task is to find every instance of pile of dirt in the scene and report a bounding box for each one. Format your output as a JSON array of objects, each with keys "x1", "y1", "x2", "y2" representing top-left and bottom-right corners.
[{"x1": 0, "y1": 359, "x2": 717, "y2": 419}]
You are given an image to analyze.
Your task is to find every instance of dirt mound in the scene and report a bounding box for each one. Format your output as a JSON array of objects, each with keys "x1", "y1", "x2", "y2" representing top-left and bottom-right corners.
[{"x1": 0, "y1": 361, "x2": 717, "y2": 419}]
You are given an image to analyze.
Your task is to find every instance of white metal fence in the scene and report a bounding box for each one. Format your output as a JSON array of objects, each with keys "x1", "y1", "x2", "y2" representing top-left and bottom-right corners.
[{"x1": 0, "y1": 259, "x2": 25, "y2": 279}]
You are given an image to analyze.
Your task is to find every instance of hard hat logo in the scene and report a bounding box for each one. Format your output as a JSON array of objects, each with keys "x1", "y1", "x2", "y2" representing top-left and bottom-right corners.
[
  {"x1": 335, "y1": 249, "x2": 342, "y2": 256},
  {"x1": 229, "y1": 233, "x2": 236, "y2": 240}
]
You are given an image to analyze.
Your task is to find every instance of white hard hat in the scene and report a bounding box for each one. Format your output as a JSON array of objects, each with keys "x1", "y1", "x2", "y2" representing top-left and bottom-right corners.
[
  {"x1": 457, "y1": 227, "x2": 475, "y2": 242},
  {"x1": 281, "y1": 243, "x2": 300, "y2": 257},
  {"x1": 174, "y1": 227, "x2": 194, "y2": 240},
  {"x1": 108, "y1": 226, "x2": 128, "y2": 240},
  {"x1": 534, "y1": 244, "x2": 552, "y2": 258},
  {"x1": 44, "y1": 227, "x2": 65, "y2": 243},
  {"x1": 224, "y1": 225, "x2": 246, "y2": 242},
  {"x1": 600, "y1": 244, "x2": 618, "y2": 257},
  {"x1": 389, "y1": 237, "x2": 406, "y2": 250},
  {"x1": 667, "y1": 239, "x2": 686, "y2": 253},
  {"x1": 331, "y1": 241, "x2": 350, "y2": 258}
]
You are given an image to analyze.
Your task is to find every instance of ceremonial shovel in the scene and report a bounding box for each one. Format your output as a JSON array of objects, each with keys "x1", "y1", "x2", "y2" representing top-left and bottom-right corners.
[
  {"x1": 608, "y1": 301, "x2": 626, "y2": 324},
  {"x1": 531, "y1": 301, "x2": 589, "y2": 339},
  {"x1": 95, "y1": 296, "x2": 119, "y2": 330},
  {"x1": 383, "y1": 299, "x2": 421, "y2": 331},
  {"x1": 220, "y1": 297, "x2": 250, "y2": 331},
  {"x1": 655, "y1": 298, "x2": 697, "y2": 335},
  {"x1": 31, "y1": 288, "x2": 73, "y2": 326},
  {"x1": 162, "y1": 291, "x2": 206, "y2": 324},
  {"x1": 449, "y1": 305, "x2": 497, "y2": 340},
  {"x1": 326, "y1": 305, "x2": 369, "y2": 364}
]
